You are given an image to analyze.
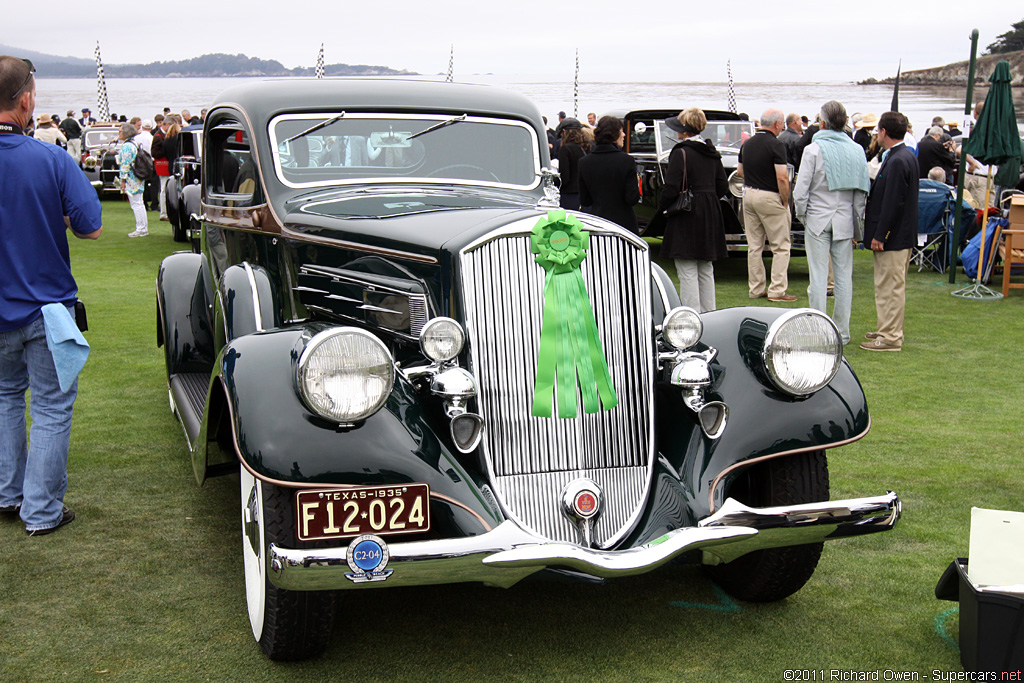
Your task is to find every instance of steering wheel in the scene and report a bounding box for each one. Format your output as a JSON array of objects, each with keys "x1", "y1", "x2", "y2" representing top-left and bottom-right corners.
[{"x1": 426, "y1": 164, "x2": 501, "y2": 182}]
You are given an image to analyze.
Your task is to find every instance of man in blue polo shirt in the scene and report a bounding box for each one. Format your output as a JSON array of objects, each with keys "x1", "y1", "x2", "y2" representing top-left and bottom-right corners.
[{"x1": 0, "y1": 55, "x2": 103, "y2": 536}]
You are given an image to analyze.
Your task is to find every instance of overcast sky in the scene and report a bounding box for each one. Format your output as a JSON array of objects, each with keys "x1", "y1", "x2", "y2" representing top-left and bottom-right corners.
[{"x1": 5, "y1": 3, "x2": 1018, "y2": 82}]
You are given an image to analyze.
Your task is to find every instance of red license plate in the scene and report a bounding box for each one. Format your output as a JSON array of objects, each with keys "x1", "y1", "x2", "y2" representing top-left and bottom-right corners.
[{"x1": 295, "y1": 484, "x2": 430, "y2": 541}]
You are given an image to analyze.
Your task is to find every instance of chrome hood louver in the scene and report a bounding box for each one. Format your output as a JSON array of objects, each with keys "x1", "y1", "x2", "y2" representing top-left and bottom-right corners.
[{"x1": 460, "y1": 219, "x2": 655, "y2": 548}]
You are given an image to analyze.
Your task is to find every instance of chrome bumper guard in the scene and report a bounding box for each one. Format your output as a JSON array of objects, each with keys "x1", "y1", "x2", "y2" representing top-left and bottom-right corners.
[{"x1": 267, "y1": 491, "x2": 900, "y2": 591}]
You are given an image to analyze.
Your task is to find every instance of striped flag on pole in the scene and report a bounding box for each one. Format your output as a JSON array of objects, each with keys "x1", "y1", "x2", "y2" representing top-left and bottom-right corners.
[
  {"x1": 94, "y1": 41, "x2": 110, "y2": 122},
  {"x1": 727, "y1": 60, "x2": 737, "y2": 114},
  {"x1": 315, "y1": 44, "x2": 325, "y2": 79},
  {"x1": 573, "y1": 49, "x2": 579, "y2": 118}
]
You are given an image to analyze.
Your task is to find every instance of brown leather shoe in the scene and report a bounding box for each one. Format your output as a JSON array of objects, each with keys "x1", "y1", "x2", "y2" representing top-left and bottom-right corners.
[
  {"x1": 864, "y1": 332, "x2": 880, "y2": 340},
  {"x1": 749, "y1": 292, "x2": 767, "y2": 299},
  {"x1": 859, "y1": 339, "x2": 901, "y2": 352},
  {"x1": 767, "y1": 294, "x2": 798, "y2": 302},
  {"x1": 26, "y1": 506, "x2": 75, "y2": 536}
]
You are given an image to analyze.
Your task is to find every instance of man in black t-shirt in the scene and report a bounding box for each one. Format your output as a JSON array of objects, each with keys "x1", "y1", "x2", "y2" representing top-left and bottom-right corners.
[{"x1": 738, "y1": 109, "x2": 796, "y2": 301}]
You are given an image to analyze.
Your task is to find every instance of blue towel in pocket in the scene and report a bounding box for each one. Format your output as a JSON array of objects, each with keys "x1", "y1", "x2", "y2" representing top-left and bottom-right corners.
[{"x1": 41, "y1": 303, "x2": 91, "y2": 393}]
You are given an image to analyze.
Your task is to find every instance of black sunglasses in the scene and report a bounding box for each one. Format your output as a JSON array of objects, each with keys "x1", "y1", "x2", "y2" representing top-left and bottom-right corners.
[{"x1": 10, "y1": 59, "x2": 35, "y2": 100}]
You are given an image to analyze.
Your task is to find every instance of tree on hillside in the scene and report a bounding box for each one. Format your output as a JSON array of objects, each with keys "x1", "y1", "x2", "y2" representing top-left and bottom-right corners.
[{"x1": 986, "y1": 18, "x2": 1024, "y2": 54}]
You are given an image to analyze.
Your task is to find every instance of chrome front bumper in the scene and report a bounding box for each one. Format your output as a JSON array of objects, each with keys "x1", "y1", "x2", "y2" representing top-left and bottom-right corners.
[{"x1": 267, "y1": 491, "x2": 900, "y2": 591}]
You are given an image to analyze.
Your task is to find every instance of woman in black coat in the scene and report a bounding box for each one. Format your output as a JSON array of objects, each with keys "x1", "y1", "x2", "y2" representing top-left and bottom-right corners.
[
  {"x1": 556, "y1": 118, "x2": 589, "y2": 210},
  {"x1": 658, "y1": 108, "x2": 729, "y2": 313},
  {"x1": 578, "y1": 116, "x2": 641, "y2": 233}
]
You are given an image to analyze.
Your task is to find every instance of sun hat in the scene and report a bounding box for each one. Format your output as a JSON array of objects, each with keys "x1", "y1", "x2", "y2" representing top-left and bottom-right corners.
[
  {"x1": 664, "y1": 112, "x2": 688, "y2": 133},
  {"x1": 855, "y1": 113, "x2": 878, "y2": 129},
  {"x1": 37, "y1": 113, "x2": 53, "y2": 125}
]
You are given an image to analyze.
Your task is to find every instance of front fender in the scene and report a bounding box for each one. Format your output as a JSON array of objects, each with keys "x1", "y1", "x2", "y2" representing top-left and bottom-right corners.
[
  {"x1": 156, "y1": 252, "x2": 215, "y2": 376},
  {"x1": 657, "y1": 306, "x2": 869, "y2": 522},
  {"x1": 218, "y1": 326, "x2": 501, "y2": 538}
]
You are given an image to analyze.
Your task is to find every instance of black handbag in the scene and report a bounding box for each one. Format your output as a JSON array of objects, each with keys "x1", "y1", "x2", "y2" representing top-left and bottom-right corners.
[{"x1": 665, "y1": 148, "x2": 693, "y2": 215}]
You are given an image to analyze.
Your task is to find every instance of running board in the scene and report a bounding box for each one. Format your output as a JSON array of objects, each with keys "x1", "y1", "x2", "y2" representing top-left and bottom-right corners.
[{"x1": 169, "y1": 372, "x2": 209, "y2": 446}]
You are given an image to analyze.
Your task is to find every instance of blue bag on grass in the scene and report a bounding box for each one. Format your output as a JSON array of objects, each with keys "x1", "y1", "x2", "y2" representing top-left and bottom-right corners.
[{"x1": 961, "y1": 217, "x2": 1008, "y2": 279}]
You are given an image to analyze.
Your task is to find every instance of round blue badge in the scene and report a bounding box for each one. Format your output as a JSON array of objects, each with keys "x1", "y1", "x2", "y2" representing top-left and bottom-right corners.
[
  {"x1": 345, "y1": 534, "x2": 392, "y2": 583},
  {"x1": 351, "y1": 539, "x2": 383, "y2": 572}
]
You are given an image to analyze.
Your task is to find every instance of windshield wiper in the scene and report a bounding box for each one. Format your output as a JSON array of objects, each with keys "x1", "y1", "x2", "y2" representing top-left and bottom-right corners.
[
  {"x1": 284, "y1": 111, "x2": 346, "y2": 144},
  {"x1": 407, "y1": 114, "x2": 467, "y2": 140}
]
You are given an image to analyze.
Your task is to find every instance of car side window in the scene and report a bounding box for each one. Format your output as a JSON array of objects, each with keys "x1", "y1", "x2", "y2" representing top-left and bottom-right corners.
[{"x1": 206, "y1": 119, "x2": 259, "y2": 206}]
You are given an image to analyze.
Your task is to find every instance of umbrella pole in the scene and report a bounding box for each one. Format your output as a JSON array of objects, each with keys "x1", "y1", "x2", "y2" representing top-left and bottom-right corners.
[
  {"x1": 976, "y1": 167, "x2": 993, "y2": 279},
  {"x1": 950, "y1": 28, "x2": 979, "y2": 284},
  {"x1": 953, "y1": 165, "x2": 1003, "y2": 299}
]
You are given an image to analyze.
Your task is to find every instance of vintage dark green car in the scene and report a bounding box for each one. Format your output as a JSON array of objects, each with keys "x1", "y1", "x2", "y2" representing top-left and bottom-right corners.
[{"x1": 156, "y1": 78, "x2": 901, "y2": 661}]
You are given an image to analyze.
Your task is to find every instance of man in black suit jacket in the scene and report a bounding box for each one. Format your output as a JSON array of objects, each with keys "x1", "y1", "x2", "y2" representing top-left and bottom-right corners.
[
  {"x1": 861, "y1": 111, "x2": 918, "y2": 352},
  {"x1": 916, "y1": 126, "x2": 956, "y2": 183}
]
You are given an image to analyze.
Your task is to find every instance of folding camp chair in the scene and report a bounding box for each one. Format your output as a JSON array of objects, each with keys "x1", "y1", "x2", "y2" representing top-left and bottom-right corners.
[{"x1": 914, "y1": 179, "x2": 955, "y2": 273}]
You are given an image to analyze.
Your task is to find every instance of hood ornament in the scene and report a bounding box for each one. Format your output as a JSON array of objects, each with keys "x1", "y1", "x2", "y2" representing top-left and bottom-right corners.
[{"x1": 538, "y1": 167, "x2": 560, "y2": 208}]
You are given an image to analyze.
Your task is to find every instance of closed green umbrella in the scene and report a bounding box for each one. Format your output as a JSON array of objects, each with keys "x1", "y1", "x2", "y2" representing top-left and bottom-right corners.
[
  {"x1": 966, "y1": 60, "x2": 1022, "y2": 188},
  {"x1": 958, "y1": 60, "x2": 1021, "y2": 296}
]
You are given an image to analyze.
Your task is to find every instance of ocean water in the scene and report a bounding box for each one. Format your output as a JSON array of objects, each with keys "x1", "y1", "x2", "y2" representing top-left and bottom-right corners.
[{"x1": 34, "y1": 75, "x2": 1024, "y2": 140}]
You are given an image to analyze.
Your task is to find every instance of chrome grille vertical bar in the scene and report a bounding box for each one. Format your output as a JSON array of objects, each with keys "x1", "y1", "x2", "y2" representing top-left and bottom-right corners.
[{"x1": 461, "y1": 220, "x2": 654, "y2": 547}]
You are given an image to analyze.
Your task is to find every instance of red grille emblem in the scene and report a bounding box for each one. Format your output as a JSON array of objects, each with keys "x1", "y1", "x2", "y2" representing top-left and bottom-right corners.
[{"x1": 575, "y1": 491, "x2": 597, "y2": 516}]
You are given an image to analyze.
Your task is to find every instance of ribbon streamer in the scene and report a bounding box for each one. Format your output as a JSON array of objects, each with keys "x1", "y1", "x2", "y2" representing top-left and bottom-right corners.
[{"x1": 530, "y1": 211, "x2": 618, "y2": 418}]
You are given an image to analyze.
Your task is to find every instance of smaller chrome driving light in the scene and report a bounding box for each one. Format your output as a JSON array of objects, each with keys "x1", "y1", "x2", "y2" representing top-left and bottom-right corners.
[
  {"x1": 420, "y1": 317, "x2": 465, "y2": 363},
  {"x1": 662, "y1": 307, "x2": 703, "y2": 351},
  {"x1": 450, "y1": 413, "x2": 484, "y2": 453}
]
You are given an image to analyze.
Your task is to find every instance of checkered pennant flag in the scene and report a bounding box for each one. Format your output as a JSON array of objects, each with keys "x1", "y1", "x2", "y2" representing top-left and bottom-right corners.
[
  {"x1": 94, "y1": 41, "x2": 110, "y2": 122},
  {"x1": 315, "y1": 44, "x2": 325, "y2": 79},
  {"x1": 573, "y1": 48, "x2": 579, "y2": 118},
  {"x1": 726, "y1": 60, "x2": 737, "y2": 114},
  {"x1": 445, "y1": 44, "x2": 453, "y2": 83}
]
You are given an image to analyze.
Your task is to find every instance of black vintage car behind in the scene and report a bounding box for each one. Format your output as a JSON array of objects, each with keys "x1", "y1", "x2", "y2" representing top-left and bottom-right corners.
[
  {"x1": 156, "y1": 78, "x2": 900, "y2": 661},
  {"x1": 164, "y1": 123, "x2": 203, "y2": 243}
]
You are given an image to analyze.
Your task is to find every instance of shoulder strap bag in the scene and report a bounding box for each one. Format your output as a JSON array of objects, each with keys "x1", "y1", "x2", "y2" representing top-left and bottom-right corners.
[{"x1": 665, "y1": 147, "x2": 693, "y2": 215}]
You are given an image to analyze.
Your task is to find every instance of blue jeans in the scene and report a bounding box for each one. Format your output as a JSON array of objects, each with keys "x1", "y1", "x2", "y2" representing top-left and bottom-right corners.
[
  {"x1": 0, "y1": 310, "x2": 77, "y2": 530},
  {"x1": 805, "y1": 225, "x2": 853, "y2": 345}
]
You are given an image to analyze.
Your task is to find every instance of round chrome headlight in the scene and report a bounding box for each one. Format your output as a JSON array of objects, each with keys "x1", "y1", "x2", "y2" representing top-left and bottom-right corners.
[
  {"x1": 662, "y1": 306, "x2": 703, "y2": 350},
  {"x1": 297, "y1": 328, "x2": 394, "y2": 424},
  {"x1": 763, "y1": 310, "x2": 842, "y2": 396},
  {"x1": 727, "y1": 170, "x2": 744, "y2": 198},
  {"x1": 419, "y1": 317, "x2": 464, "y2": 362}
]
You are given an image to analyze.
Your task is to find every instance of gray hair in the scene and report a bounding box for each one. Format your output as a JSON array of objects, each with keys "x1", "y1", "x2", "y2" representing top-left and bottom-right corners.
[
  {"x1": 927, "y1": 167, "x2": 946, "y2": 182},
  {"x1": 819, "y1": 100, "x2": 848, "y2": 131},
  {"x1": 119, "y1": 123, "x2": 138, "y2": 140},
  {"x1": 760, "y1": 109, "x2": 784, "y2": 129},
  {"x1": 928, "y1": 126, "x2": 944, "y2": 138}
]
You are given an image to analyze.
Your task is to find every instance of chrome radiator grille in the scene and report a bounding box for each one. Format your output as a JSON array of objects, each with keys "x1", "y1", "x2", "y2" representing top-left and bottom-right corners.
[{"x1": 460, "y1": 223, "x2": 655, "y2": 547}]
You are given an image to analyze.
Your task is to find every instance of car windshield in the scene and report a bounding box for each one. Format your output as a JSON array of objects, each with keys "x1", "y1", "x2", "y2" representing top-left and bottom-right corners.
[
  {"x1": 653, "y1": 120, "x2": 753, "y2": 161},
  {"x1": 270, "y1": 113, "x2": 541, "y2": 190},
  {"x1": 84, "y1": 128, "x2": 120, "y2": 150}
]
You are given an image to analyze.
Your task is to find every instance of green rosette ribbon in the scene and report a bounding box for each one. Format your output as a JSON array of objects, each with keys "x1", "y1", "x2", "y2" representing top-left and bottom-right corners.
[{"x1": 529, "y1": 210, "x2": 618, "y2": 418}]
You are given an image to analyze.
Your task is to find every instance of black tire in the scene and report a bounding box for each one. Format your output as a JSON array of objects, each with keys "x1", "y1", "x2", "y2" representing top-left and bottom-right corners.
[
  {"x1": 704, "y1": 450, "x2": 829, "y2": 602},
  {"x1": 242, "y1": 473, "x2": 337, "y2": 661}
]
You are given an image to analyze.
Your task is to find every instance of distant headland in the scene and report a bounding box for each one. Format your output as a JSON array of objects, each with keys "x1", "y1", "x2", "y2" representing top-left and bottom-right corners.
[
  {"x1": 0, "y1": 45, "x2": 415, "y2": 78},
  {"x1": 860, "y1": 50, "x2": 1024, "y2": 87}
]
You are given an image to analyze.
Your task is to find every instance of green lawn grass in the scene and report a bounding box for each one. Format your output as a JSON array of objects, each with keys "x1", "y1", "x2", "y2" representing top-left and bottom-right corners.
[{"x1": 2, "y1": 200, "x2": 1022, "y2": 682}]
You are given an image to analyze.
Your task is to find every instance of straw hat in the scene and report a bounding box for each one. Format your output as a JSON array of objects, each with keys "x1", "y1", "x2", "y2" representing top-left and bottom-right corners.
[
  {"x1": 855, "y1": 113, "x2": 878, "y2": 129},
  {"x1": 37, "y1": 113, "x2": 54, "y2": 126}
]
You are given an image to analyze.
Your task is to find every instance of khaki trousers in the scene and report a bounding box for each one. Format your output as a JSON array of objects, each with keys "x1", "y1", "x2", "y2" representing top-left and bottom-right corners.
[
  {"x1": 872, "y1": 249, "x2": 911, "y2": 347},
  {"x1": 743, "y1": 188, "x2": 792, "y2": 298}
]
